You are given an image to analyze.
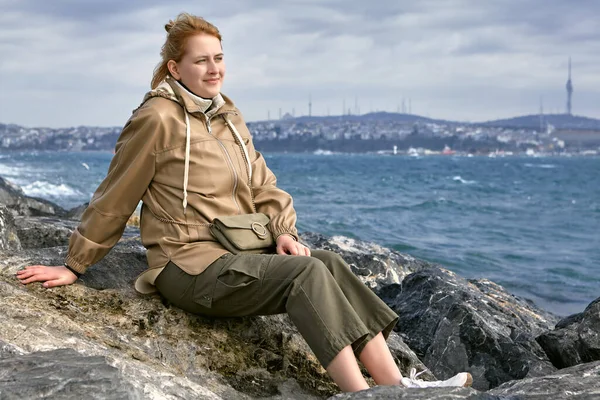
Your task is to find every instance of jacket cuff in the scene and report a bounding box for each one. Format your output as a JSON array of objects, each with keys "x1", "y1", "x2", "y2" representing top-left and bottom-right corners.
[
  {"x1": 64, "y1": 255, "x2": 88, "y2": 275},
  {"x1": 63, "y1": 263, "x2": 82, "y2": 278},
  {"x1": 272, "y1": 229, "x2": 299, "y2": 242}
]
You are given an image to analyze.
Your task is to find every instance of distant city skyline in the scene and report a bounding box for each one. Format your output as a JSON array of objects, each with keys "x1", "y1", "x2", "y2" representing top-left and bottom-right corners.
[{"x1": 1, "y1": 1, "x2": 599, "y2": 128}]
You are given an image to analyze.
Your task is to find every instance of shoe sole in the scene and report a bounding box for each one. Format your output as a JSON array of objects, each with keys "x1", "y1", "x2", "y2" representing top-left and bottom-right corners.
[{"x1": 463, "y1": 373, "x2": 473, "y2": 387}]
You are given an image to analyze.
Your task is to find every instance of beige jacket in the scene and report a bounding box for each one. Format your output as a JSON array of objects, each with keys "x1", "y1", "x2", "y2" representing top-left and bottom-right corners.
[{"x1": 65, "y1": 76, "x2": 299, "y2": 293}]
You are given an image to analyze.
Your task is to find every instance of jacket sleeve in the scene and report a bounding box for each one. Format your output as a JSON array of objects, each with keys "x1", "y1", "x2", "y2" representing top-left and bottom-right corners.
[
  {"x1": 246, "y1": 135, "x2": 299, "y2": 241},
  {"x1": 64, "y1": 106, "x2": 161, "y2": 273}
]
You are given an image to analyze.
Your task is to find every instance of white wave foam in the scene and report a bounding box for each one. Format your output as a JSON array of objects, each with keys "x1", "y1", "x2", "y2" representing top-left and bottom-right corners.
[
  {"x1": 452, "y1": 176, "x2": 476, "y2": 184},
  {"x1": 313, "y1": 149, "x2": 335, "y2": 155},
  {"x1": 0, "y1": 164, "x2": 23, "y2": 177},
  {"x1": 22, "y1": 181, "x2": 83, "y2": 198},
  {"x1": 524, "y1": 163, "x2": 557, "y2": 169}
]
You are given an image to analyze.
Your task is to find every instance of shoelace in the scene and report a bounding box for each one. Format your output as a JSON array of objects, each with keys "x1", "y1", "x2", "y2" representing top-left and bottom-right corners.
[{"x1": 408, "y1": 367, "x2": 429, "y2": 381}]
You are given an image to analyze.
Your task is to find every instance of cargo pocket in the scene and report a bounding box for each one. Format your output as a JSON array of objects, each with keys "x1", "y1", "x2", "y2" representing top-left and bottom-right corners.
[
  {"x1": 213, "y1": 255, "x2": 266, "y2": 306},
  {"x1": 192, "y1": 254, "x2": 232, "y2": 308}
]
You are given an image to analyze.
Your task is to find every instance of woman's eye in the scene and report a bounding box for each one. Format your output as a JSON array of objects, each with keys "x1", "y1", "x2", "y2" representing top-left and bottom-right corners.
[{"x1": 196, "y1": 59, "x2": 206, "y2": 64}]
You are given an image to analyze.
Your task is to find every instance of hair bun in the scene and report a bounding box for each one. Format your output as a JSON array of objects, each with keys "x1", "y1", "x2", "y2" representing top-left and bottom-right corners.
[{"x1": 164, "y1": 20, "x2": 175, "y2": 32}]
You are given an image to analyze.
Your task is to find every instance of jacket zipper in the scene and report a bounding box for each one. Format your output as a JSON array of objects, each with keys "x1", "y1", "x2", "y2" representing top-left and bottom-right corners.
[
  {"x1": 205, "y1": 114, "x2": 242, "y2": 215},
  {"x1": 232, "y1": 132, "x2": 257, "y2": 213}
]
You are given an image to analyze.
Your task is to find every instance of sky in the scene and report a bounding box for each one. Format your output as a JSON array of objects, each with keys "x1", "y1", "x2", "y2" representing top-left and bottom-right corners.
[{"x1": 1, "y1": 0, "x2": 599, "y2": 128}]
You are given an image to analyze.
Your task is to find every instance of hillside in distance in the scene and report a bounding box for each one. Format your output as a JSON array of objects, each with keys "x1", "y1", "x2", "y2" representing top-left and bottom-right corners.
[{"x1": 279, "y1": 112, "x2": 600, "y2": 131}]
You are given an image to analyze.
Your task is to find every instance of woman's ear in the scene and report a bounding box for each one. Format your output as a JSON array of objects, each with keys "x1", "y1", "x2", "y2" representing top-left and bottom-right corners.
[{"x1": 167, "y1": 60, "x2": 180, "y2": 80}]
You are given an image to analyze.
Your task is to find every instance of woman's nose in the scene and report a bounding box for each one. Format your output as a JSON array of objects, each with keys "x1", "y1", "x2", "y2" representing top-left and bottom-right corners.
[{"x1": 207, "y1": 60, "x2": 218, "y2": 74}]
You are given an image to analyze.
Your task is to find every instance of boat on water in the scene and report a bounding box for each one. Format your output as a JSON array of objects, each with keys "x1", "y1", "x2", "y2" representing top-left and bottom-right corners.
[{"x1": 442, "y1": 145, "x2": 455, "y2": 155}]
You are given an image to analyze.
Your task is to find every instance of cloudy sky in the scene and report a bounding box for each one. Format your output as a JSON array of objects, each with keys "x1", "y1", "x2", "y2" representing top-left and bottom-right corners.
[{"x1": 1, "y1": 0, "x2": 599, "y2": 128}]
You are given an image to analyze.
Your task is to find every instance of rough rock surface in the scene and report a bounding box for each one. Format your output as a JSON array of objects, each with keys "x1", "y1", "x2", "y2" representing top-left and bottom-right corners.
[
  {"x1": 0, "y1": 176, "x2": 66, "y2": 217},
  {"x1": 301, "y1": 232, "x2": 432, "y2": 291},
  {"x1": 13, "y1": 214, "x2": 140, "y2": 250},
  {"x1": 537, "y1": 297, "x2": 600, "y2": 369},
  {"x1": 0, "y1": 247, "x2": 324, "y2": 399},
  {"x1": 2, "y1": 196, "x2": 599, "y2": 399},
  {"x1": 0, "y1": 346, "x2": 143, "y2": 399},
  {"x1": 489, "y1": 361, "x2": 600, "y2": 399},
  {"x1": 378, "y1": 267, "x2": 559, "y2": 391},
  {"x1": 0, "y1": 206, "x2": 21, "y2": 251},
  {"x1": 65, "y1": 201, "x2": 89, "y2": 220},
  {"x1": 0, "y1": 208, "x2": 430, "y2": 399},
  {"x1": 329, "y1": 386, "x2": 509, "y2": 400}
]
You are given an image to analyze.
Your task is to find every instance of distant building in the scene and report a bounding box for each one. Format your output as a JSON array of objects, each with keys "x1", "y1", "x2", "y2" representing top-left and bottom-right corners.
[{"x1": 566, "y1": 57, "x2": 573, "y2": 115}]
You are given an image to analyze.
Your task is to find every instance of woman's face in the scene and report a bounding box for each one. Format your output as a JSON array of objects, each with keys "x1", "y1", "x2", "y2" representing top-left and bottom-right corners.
[{"x1": 169, "y1": 33, "x2": 225, "y2": 98}]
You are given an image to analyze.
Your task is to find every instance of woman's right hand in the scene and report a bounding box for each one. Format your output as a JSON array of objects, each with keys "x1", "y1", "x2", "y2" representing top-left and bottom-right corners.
[{"x1": 16, "y1": 265, "x2": 79, "y2": 288}]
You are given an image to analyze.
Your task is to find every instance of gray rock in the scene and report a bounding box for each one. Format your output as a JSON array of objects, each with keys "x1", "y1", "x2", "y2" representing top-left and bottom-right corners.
[
  {"x1": 0, "y1": 206, "x2": 21, "y2": 251},
  {"x1": 65, "y1": 202, "x2": 89, "y2": 220},
  {"x1": 378, "y1": 267, "x2": 558, "y2": 391},
  {"x1": 0, "y1": 339, "x2": 22, "y2": 358},
  {"x1": 0, "y1": 348, "x2": 142, "y2": 399},
  {"x1": 328, "y1": 385, "x2": 512, "y2": 399},
  {"x1": 386, "y1": 332, "x2": 436, "y2": 381},
  {"x1": 11, "y1": 213, "x2": 141, "y2": 250},
  {"x1": 4, "y1": 207, "x2": 596, "y2": 399},
  {"x1": 0, "y1": 176, "x2": 66, "y2": 217},
  {"x1": 301, "y1": 232, "x2": 431, "y2": 291},
  {"x1": 537, "y1": 297, "x2": 600, "y2": 369},
  {"x1": 1, "y1": 245, "x2": 332, "y2": 398},
  {"x1": 13, "y1": 216, "x2": 77, "y2": 249},
  {"x1": 489, "y1": 361, "x2": 600, "y2": 399}
]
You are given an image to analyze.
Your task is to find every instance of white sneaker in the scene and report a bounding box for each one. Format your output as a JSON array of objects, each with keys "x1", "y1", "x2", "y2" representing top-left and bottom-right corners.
[{"x1": 401, "y1": 368, "x2": 473, "y2": 388}]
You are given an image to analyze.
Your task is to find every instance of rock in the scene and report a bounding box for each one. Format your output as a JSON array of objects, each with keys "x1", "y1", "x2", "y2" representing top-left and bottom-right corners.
[
  {"x1": 0, "y1": 217, "x2": 438, "y2": 399},
  {"x1": 536, "y1": 297, "x2": 600, "y2": 369},
  {"x1": 0, "y1": 250, "x2": 327, "y2": 399},
  {"x1": 0, "y1": 246, "x2": 330, "y2": 399},
  {"x1": 12, "y1": 216, "x2": 77, "y2": 249},
  {"x1": 328, "y1": 386, "x2": 509, "y2": 399},
  {"x1": 0, "y1": 206, "x2": 21, "y2": 251},
  {"x1": 489, "y1": 361, "x2": 600, "y2": 399},
  {"x1": 0, "y1": 339, "x2": 21, "y2": 358},
  {"x1": 4, "y1": 205, "x2": 594, "y2": 398},
  {"x1": 65, "y1": 202, "x2": 89, "y2": 220},
  {"x1": 0, "y1": 176, "x2": 66, "y2": 217},
  {"x1": 0, "y1": 347, "x2": 142, "y2": 399},
  {"x1": 12, "y1": 214, "x2": 140, "y2": 250},
  {"x1": 386, "y1": 332, "x2": 437, "y2": 381},
  {"x1": 379, "y1": 267, "x2": 558, "y2": 391},
  {"x1": 301, "y1": 232, "x2": 431, "y2": 291}
]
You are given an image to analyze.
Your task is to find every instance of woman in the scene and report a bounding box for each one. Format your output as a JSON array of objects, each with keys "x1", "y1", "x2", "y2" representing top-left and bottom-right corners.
[{"x1": 16, "y1": 13, "x2": 472, "y2": 392}]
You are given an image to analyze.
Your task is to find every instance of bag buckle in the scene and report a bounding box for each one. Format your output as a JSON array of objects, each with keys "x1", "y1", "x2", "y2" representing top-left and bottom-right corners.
[{"x1": 251, "y1": 222, "x2": 268, "y2": 239}]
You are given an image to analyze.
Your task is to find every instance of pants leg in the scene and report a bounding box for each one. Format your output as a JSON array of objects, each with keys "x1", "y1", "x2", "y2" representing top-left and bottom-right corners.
[
  {"x1": 154, "y1": 250, "x2": 398, "y2": 368},
  {"x1": 309, "y1": 250, "x2": 399, "y2": 356}
]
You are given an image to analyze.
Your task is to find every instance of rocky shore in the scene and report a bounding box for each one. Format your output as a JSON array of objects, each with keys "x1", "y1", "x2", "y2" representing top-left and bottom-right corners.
[{"x1": 1, "y1": 177, "x2": 599, "y2": 399}]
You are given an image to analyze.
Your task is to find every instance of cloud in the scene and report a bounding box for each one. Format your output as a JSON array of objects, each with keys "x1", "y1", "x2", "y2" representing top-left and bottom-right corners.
[{"x1": 0, "y1": 0, "x2": 598, "y2": 127}]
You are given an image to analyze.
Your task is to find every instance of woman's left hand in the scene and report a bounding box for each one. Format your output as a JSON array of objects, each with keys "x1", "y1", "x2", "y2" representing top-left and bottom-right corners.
[{"x1": 276, "y1": 234, "x2": 311, "y2": 256}]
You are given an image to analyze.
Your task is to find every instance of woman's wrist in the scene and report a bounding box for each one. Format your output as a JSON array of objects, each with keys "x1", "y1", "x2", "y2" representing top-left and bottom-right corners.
[
  {"x1": 276, "y1": 233, "x2": 297, "y2": 242},
  {"x1": 63, "y1": 263, "x2": 82, "y2": 278}
]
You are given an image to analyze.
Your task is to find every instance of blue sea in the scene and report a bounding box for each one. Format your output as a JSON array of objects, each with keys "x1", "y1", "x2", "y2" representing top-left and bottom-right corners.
[{"x1": 1, "y1": 150, "x2": 599, "y2": 317}]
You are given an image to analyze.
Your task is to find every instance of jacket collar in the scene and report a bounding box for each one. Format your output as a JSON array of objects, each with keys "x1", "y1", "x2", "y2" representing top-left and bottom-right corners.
[
  {"x1": 167, "y1": 76, "x2": 224, "y2": 116},
  {"x1": 142, "y1": 75, "x2": 236, "y2": 117}
]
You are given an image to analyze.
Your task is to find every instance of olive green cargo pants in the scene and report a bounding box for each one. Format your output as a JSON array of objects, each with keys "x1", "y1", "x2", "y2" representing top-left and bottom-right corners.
[{"x1": 154, "y1": 249, "x2": 398, "y2": 368}]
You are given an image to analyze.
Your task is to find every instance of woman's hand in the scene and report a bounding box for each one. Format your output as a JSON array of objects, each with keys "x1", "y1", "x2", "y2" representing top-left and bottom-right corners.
[
  {"x1": 276, "y1": 234, "x2": 311, "y2": 256},
  {"x1": 16, "y1": 265, "x2": 79, "y2": 288}
]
